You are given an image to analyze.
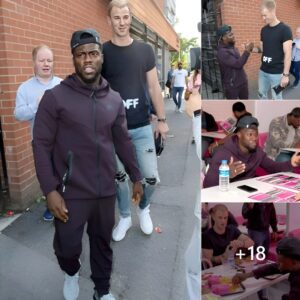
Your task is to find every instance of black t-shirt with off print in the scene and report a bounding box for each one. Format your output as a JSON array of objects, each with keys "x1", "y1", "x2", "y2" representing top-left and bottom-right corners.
[
  {"x1": 202, "y1": 224, "x2": 242, "y2": 257},
  {"x1": 260, "y1": 22, "x2": 293, "y2": 74},
  {"x1": 102, "y1": 40, "x2": 156, "y2": 129}
]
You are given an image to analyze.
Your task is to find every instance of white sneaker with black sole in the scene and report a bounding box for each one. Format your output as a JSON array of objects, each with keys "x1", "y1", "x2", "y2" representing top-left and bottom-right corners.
[
  {"x1": 93, "y1": 291, "x2": 116, "y2": 300},
  {"x1": 63, "y1": 272, "x2": 79, "y2": 300},
  {"x1": 112, "y1": 216, "x2": 132, "y2": 241},
  {"x1": 137, "y1": 205, "x2": 153, "y2": 235}
]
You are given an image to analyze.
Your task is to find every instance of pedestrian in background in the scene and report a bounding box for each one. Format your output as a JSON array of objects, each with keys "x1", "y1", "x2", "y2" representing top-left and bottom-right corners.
[
  {"x1": 290, "y1": 27, "x2": 300, "y2": 88},
  {"x1": 166, "y1": 64, "x2": 175, "y2": 98},
  {"x1": 171, "y1": 61, "x2": 188, "y2": 112},
  {"x1": 14, "y1": 44, "x2": 62, "y2": 222}
]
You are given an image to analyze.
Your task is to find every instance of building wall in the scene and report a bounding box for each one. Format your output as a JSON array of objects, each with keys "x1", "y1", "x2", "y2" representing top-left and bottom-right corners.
[
  {"x1": 0, "y1": 0, "x2": 178, "y2": 209},
  {"x1": 130, "y1": 0, "x2": 179, "y2": 50},
  {"x1": 220, "y1": 0, "x2": 300, "y2": 95}
]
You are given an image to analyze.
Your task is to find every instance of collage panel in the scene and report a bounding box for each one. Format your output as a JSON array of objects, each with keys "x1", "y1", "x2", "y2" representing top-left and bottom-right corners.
[
  {"x1": 201, "y1": 0, "x2": 300, "y2": 100},
  {"x1": 201, "y1": 202, "x2": 300, "y2": 300},
  {"x1": 200, "y1": 100, "x2": 300, "y2": 299}
]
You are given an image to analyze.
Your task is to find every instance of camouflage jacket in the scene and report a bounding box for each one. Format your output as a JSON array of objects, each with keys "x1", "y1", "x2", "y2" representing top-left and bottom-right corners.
[{"x1": 264, "y1": 115, "x2": 300, "y2": 160}]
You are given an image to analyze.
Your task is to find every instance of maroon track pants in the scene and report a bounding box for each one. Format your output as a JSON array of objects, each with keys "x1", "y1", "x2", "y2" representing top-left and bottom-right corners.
[{"x1": 53, "y1": 196, "x2": 115, "y2": 295}]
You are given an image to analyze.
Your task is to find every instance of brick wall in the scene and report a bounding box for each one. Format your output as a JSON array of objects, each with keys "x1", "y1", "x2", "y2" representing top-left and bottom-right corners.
[
  {"x1": 220, "y1": 0, "x2": 300, "y2": 96},
  {"x1": 153, "y1": 0, "x2": 165, "y2": 12},
  {"x1": 0, "y1": 0, "x2": 177, "y2": 209},
  {"x1": 130, "y1": 0, "x2": 179, "y2": 50}
]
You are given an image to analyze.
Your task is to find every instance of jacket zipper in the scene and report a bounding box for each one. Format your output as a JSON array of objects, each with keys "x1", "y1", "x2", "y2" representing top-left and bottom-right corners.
[
  {"x1": 91, "y1": 91, "x2": 101, "y2": 197},
  {"x1": 62, "y1": 150, "x2": 73, "y2": 193}
]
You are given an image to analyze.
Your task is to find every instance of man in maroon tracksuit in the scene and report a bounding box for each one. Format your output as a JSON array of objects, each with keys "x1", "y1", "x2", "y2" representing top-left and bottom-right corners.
[
  {"x1": 203, "y1": 115, "x2": 300, "y2": 188},
  {"x1": 33, "y1": 29, "x2": 143, "y2": 300},
  {"x1": 233, "y1": 237, "x2": 300, "y2": 300},
  {"x1": 217, "y1": 25, "x2": 254, "y2": 99}
]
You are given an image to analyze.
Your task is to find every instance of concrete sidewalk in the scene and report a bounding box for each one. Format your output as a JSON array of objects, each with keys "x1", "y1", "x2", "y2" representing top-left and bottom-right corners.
[{"x1": 0, "y1": 98, "x2": 199, "y2": 300}]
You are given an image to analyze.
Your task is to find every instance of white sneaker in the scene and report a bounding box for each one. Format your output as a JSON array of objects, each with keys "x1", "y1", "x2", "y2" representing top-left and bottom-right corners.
[
  {"x1": 63, "y1": 272, "x2": 79, "y2": 300},
  {"x1": 112, "y1": 216, "x2": 132, "y2": 241},
  {"x1": 93, "y1": 291, "x2": 116, "y2": 300},
  {"x1": 137, "y1": 205, "x2": 153, "y2": 235},
  {"x1": 100, "y1": 293, "x2": 116, "y2": 300}
]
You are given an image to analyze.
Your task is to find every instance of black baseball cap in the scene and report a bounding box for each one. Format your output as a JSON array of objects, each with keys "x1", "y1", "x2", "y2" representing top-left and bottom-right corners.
[
  {"x1": 276, "y1": 237, "x2": 300, "y2": 261},
  {"x1": 217, "y1": 24, "x2": 232, "y2": 38},
  {"x1": 70, "y1": 29, "x2": 101, "y2": 52},
  {"x1": 236, "y1": 115, "x2": 259, "y2": 129}
]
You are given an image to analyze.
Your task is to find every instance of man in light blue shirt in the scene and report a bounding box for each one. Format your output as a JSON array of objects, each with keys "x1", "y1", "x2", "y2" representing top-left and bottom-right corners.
[
  {"x1": 291, "y1": 27, "x2": 300, "y2": 88},
  {"x1": 14, "y1": 44, "x2": 62, "y2": 221}
]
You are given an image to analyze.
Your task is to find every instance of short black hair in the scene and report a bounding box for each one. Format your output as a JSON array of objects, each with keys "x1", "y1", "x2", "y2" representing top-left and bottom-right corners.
[
  {"x1": 232, "y1": 102, "x2": 246, "y2": 112},
  {"x1": 290, "y1": 107, "x2": 300, "y2": 118}
]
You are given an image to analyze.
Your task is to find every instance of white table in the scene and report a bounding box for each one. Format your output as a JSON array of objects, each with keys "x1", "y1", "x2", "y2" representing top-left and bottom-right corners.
[
  {"x1": 201, "y1": 172, "x2": 300, "y2": 203},
  {"x1": 202, "y1": 131, "x2": 227, "y2": 139},
  {"x1": 202, "y1": 263, "x2": 288, "y2": 300},
  {"x1": 281, "y1": 148, "x2": 300, "y2": 153}
]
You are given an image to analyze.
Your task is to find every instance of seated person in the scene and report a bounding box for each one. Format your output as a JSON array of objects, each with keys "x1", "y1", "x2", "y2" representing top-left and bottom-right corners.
[
  {"x1": 265, "y1": 107, "x2": 300, "y2": 162},
  {"x1": 242, "y1": 203, "x2": 278, "y2": 256},
  {"x1": 201, "y1": 110, "x2": 218, "y2": 161},
  {"x1": 209, "y1": 207, "x2": 239, "y2": 227},
  {"x1": 208, "y1": 101, "x2": 252, "y2": 155},
  {"x1": 203, "y1": 115, "x2": 300, "y2": 188},
  {"x1": 232, "y1": 237, "x2": 300, "y2": 300},
  {"x1": 202, "y1": 204, "x2": 254, "y2": 266}
]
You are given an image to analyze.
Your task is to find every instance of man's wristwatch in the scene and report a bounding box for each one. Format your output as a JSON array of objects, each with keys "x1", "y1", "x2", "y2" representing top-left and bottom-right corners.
[
  {"x1": 157, "y1": 118, "x2": 167, "y2": 122},
  {"x1": 283, "y1": 73, "x2": 289, "y2": 77}
]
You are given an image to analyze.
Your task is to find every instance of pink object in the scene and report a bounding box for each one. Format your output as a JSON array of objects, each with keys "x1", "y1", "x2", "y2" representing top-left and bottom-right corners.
[
  {"x1": 258, "y1": 132, "x2": 268, "y2": 148},
  {"x1": 211, "y1": 284, "x2": 230, "y2": 295},
  {"x1": 277, "y1": 214, "x2": 286, "y2": 225},
  {"x1": 154, "y1": 226, "x2": 162, "y2": 233},
  {"x1": 288, "y1": 228, "x2": 300, "y2": 238},
  {"x1": 235, "y1": 215, "x2": 246, "y2": 225},
  {"x1": 267, "y1": 245, "x2": 277, "y2": 262},
  {"x1": 208, "y1": 275, "x2": 220, "y2": 286},
  {"x1": 255, "y1": 132, "x2": 269, "y2": 177}
]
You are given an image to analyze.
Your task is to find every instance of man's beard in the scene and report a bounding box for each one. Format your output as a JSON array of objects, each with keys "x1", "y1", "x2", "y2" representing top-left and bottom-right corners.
[
  {"x1": 247, "y1": 145, "x2": 257, "y2": 153},
  {"x1": 75, "y1": 65, "x2": 102, "y2": 85}
]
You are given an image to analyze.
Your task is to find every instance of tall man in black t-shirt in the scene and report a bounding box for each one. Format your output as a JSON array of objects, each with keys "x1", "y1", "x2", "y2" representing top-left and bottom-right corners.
[
  {"x1": 102, "y1": 0, "x2": 169, "y2": 242},
  {"x1": 257, "y1": 0, "x2": 293, "y2": 100}
]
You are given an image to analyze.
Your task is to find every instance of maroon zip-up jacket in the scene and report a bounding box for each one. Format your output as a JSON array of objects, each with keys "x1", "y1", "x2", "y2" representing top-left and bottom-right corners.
[
  {"x1": 33, "y1": 74, "x2": 142, "y2": 199},
  {"x1": 217, "y1": 42, "x2": 250, "y2": 89}
]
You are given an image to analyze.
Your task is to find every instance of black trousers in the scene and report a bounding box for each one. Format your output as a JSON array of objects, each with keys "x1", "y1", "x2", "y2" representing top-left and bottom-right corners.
[
  {"x1": 225, "y1": 82, "x2": 249, "y2": 99},
  {"x1": 53, "y1": 196, "x2": 115, "y2": 295}
]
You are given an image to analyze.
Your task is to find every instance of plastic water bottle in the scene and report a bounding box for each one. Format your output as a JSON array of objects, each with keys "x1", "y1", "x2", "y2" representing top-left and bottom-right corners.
[
  {"x1": 227, "y1": 246, "x2": 235, "y2": 268},
  {"x1": 219, "y1": 159, "x2": 230, "y2": 191}
]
